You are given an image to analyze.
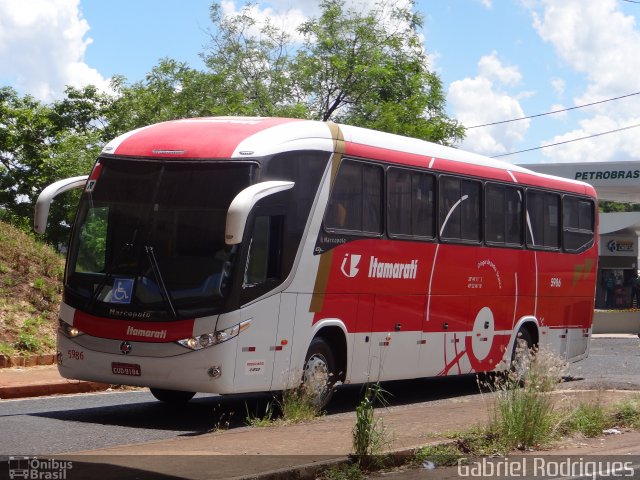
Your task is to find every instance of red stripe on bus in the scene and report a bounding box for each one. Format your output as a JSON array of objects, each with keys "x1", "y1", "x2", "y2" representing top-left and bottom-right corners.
[{"x1": 73, "y1": 310, "x2": 195, "y2": 342}]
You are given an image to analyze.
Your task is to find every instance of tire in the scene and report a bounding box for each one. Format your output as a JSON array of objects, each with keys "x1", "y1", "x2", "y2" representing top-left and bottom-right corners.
[
  {"x1": 510, "y1": 327, "x2": 533, "y2": 383},
  {"x1": 149, "y1": 388, "x2": 196, "y2": 404},
  {"x1": 302, "y1": 337, "x2": 337, "y2": 410}
]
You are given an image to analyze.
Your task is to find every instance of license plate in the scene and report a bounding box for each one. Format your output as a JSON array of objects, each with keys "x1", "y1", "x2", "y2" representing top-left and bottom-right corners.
[{"x1": 112, "y1": 362, "x2": 141, "y2": 376}]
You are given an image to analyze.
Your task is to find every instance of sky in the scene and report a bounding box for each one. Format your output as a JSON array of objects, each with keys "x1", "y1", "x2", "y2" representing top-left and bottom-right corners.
[{"x1": 1, "y1": 0, "x2": 640, "y2": 166}]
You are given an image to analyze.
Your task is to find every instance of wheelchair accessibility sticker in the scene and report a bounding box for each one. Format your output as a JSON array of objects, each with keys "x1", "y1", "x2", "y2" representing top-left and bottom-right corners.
[{"x1": 111, "y1": 278, "x2": 134, "y2": 304}]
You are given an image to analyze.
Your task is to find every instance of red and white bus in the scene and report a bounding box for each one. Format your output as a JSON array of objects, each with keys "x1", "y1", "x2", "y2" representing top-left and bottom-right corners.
[{"x1": 35, "y1": 117, "x2": 598, "y2": 405}]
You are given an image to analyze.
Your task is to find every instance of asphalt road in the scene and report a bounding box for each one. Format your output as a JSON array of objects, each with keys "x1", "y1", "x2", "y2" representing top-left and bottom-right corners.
[{"x1": 0, "y1": 336, "x2": 638, "y2": 457}]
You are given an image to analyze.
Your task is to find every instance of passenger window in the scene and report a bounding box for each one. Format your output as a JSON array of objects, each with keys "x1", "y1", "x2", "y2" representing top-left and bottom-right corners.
[
  {"x1": 563, "y1": 196, "x2": 594, "y2": 253},
  {"x1": 526, "y1": 190, "x2": 560, "y2": 249},
  {"x1": 324, "y1": 160, "x2": 383, "y2": 234},
  {"x1": 485, "y1": 184, "x2": 523, "y2": 246},
  {"x1": 439, "y1": 176, "x2": 481, "y2": 242},
  {"x1": 387, "y1": 168, "x2": 435, "y2": 238}
]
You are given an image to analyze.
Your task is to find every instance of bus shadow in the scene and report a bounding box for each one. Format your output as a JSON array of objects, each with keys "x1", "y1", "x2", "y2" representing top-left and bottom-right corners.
[
  {"x1": 327, "y1": 374, "x2": 482, "y2": 414},
  {"x1": 30, "y1": 375, "x2": 482, "y2": 436}
]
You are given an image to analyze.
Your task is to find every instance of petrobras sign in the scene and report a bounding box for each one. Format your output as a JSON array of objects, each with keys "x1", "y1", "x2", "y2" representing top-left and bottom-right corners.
[
  {"x1": 600, "y1": 236, "x2": 637, "y2": 256},
  {"x1": 575, "y1": 169, "x2": 640, "y2": 182}
]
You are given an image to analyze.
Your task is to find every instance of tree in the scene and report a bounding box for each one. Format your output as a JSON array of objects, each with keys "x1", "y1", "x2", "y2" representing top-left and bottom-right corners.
[
  {"x1": 599, "y1": 200, "x2": 640, "y2": 213},
  {"x1": 202, "y1": 0, "x2": 464, "y2": 144},
  {"x1": 0, "y1": 86, "x2": 101, "y2": 246},
  {"x1": 202, "y1": 4, "x2": 309, "y2": 118},
  {"x1": 294, "y1": 0, "x2": 463, "y2": 143},
  {"x1": 105, "y1": 59, "x2": 239, "y2": 136}
]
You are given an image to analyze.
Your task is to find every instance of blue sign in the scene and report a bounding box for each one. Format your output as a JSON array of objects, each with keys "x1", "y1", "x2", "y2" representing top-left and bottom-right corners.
[{"x1": 111, "y1": 278, "x2": 134, "y2": 304}]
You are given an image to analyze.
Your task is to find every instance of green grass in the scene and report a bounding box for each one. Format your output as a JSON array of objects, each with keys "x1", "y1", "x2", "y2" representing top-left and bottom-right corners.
[
  {"x1": 318, "y1": 463, "x2": 366, "y2": 480},
  {"x1": 0, "y1": 342, "x2": 13, "y2": 356},
  {"x1": 244, "y1": 380, "x2": 324, "y2": 427},
  {"x1": 0, "y1": 220, "x2": 64, "y2": 356},
  {"x1": 563, "y1": 402, "x2": 608, "y2": 437},
  {"x1": 245, "y1": 401, "x2": 275, "y2": 427},
  {"x1": 352, "y1": 383, "x2": 389, "y2": 469},
  {"x1": 414, "y1": 442, "x2": 462, "y2": 467},
  {"x1": 485, "y1": 347, "x2": 566, "y2": 451},
  {"x1": 613, "y1": 398, "x2": 640, "y2": 428}
]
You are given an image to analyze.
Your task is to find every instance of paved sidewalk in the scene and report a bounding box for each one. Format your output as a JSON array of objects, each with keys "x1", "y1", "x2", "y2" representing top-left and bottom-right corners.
[
  {"x1": 46, "y1": 390, "x2": 640, "y2": 480},
  {"x1": 0, "y1": 364, "x2": 109, "y2": 399}
]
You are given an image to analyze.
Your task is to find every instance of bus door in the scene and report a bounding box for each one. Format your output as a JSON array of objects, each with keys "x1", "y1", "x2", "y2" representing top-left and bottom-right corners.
[
  {"x1": 370, "y1": 294, "x2": 424, "y2": 381},
  {"x1": 348, "y1": 294, "x2": 375, "y2": 384},
  {"x1": 233, "y1": 211, "x2": 285, "y2": 391},
  {"x1": 271, "y1": 292, "x2": 297, "y2": 389}
]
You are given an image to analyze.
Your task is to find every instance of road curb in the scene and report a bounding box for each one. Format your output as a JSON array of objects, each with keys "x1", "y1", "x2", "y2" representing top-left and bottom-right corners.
[
  {"x1": 0, "y1": 380, "x2": 110, "y2": 400},
  {"x1": 244, "y1": 443, "x2": 453, "y2": 480},
  {"x1": 0, "y1": 354, "x2": 56, "y2": 368}
]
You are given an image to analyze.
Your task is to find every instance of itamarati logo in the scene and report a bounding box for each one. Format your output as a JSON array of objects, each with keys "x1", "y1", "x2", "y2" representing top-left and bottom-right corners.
[
  {"x1": 368, "y1": 256, "x2": 418, "y2": 280},
  {"x1": 340, "y1": 254, "x2": 419, "y2": 280},
  {"x1": 8, "y1": 457, "x2": 73, "y2": 479},
  {"x1": 340, "y1": 253, "x2": 361, "y2": 278}
]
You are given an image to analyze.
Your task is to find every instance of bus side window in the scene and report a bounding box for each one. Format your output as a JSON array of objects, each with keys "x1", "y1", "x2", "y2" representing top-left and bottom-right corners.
[
  {"x1": 388, "y1": 167, "x2": 435, "y2": 239},
  {"x1": 439, "y1": 176, "x2": 481, "y2": 242},
  {"x1": 324, "y1": 159, "x2": 383, "y2": 234},
  {"x1": 563, "y1": 196, "x2": 594, "y2": 253},
  {"x1": 526, "y1": 190, "x2": 560, "y2": 250},
  {"x1": 243, "y1": 215, "x2": 284, "y2": 288},
  {"x1": 485, "y1": 184, "x2": 523, "y2": 246}
]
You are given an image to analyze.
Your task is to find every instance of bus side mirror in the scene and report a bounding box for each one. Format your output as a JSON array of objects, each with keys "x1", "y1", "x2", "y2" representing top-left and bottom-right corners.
[
  {"x1": 34, "y1": 175, "x2": 89, "y2": 234},
  {"x1": 225, "y1": 181, "x2": 294, "y2": 245}
]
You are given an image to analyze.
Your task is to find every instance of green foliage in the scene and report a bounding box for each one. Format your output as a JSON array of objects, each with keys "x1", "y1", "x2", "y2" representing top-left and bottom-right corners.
[
  {"x1": 613, "y1": 398, "x2": 640, "y2": 428},
  {"x1": 318, "y1": 463, "x2": 366, "y2": 480},
  {"x1": 352, "y1": 383, "x2": 389, "y2": 468},
  {"x1": 564, "y1": 403, "x2": 608, "y2": 437},
  {"x1": 0, "y1": 221, "x2": 63, "y2": 354},
  {"x1": 294, "y1": 0, "x2": 463, "y2": 143},
  {"x1": 202, "y1": 0, "x2": 463, "y2": 143},
  {"x1": 0, "y1": 86, "x2": 100, "y2": 247},
  {"x1": 0, "y1": 0, "x2": 464, "y2": 249},
  {"x1": 599, "y1": 200, "x2": 640, "y2": 213},
  {"x1": 15, "y1": 331, "x2": 42, "y2": 353},
  {"x1": 486, "y1": 348, "x2": 566, "y2": 451},
  {"x1": 278, "y1": 385, "x2": 322, "y2": 423},
  {"x1": 0, "y1": 341, "x2": 14, "y2": 356},
  {"x1": 414, "y1": 442, "x2": 462, "y2": 468},
  {"x1": 244, "y1": 383, "x2": 322, "y2": 427},
  {"x1": 203, "y1": 5, "x2": 305, "y2": 118},
  {"x1": 245, "y1": 401, "x2": 275, "y2": 427}
]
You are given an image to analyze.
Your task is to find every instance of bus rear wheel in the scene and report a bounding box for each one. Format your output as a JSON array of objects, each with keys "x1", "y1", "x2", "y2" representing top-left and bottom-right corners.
[
  {"x1": 302, "y1": 337, "x2": 337, "y2": 410},
  {"x1": 150, "y1": 388, "x2": 196, "y2": 404},
  {"x1": 510, "y1": 327, "x2": 534, "y2": 383}
]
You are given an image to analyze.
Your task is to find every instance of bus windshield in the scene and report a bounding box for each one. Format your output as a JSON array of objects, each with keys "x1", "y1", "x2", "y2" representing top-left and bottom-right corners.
[{"x1": 65, "y1": 158, "x2": 255, "y2": 319}]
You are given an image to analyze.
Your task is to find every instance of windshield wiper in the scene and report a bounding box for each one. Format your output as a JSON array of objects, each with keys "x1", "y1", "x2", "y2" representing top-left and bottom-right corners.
[{"x1": 144, "y1": 245, "x2": 178, "y2": 319}]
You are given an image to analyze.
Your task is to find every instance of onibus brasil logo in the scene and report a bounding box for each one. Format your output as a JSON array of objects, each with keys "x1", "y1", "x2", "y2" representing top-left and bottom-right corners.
[{"x1": 8, "y1": 457, "x2": 73, "y2": 479}]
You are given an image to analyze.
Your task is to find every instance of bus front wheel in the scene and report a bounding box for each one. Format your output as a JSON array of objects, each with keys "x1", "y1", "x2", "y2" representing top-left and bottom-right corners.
[
  {"x1": 302, "y1": 337, "x2": 337, "y2": 409},
  {"x1": 150, "y1": 388, "x2": 196, "y2": 404}
]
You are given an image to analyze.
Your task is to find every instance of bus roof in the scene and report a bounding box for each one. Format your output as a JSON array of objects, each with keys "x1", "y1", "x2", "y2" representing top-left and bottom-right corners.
[{"x1": 101, "y1": 117, "x2": 596, "y2": 197}]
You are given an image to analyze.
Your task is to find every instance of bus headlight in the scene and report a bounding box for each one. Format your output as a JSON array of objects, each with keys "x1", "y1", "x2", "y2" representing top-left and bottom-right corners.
[
  {"x1": 177, "y1": 320, "x2": 251, "y2": 351},
  {"x1": 59, "y1": 319, "x2": 84, "y2": 338}
]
